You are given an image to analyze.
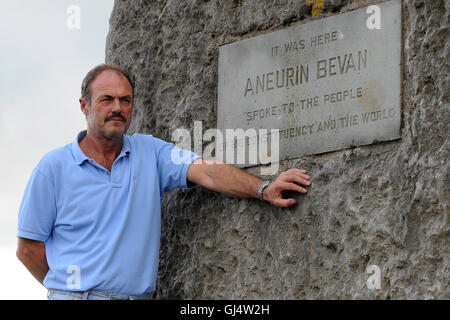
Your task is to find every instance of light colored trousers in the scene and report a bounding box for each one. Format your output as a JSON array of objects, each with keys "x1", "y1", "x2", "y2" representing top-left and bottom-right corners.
[{"x1": 47, "y1": 289, "x2": 153, "y2": 300}]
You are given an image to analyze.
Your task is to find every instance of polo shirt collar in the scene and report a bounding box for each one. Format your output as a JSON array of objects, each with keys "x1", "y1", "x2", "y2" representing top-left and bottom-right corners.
[{"x1": 71, "y1": 130, "x2": 131, "y2": 166}]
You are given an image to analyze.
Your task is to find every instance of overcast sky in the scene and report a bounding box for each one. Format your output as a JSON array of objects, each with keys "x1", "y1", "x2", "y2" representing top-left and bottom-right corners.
[{"x1": 0, "y1": 0, "x2": 114, "y2": 299}]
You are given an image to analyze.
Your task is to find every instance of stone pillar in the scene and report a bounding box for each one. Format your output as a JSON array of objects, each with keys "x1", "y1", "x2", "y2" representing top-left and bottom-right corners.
[{"x1": 106, "y1": 0, "x2": 449, "y2": 299}]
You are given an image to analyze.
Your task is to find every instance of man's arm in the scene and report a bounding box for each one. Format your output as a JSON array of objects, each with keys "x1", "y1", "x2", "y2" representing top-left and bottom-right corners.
[
  {"x1": 187, "y1": 159, "x2": 311, "y2": 207},
  {"x1": 16, "y1": 237, "x2": 49, "y2": 285}
]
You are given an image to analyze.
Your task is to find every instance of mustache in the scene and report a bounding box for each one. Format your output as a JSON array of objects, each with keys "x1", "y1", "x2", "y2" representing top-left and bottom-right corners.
[{"x1": 105, "y1": 113, "x2": 126, "y2": 122}]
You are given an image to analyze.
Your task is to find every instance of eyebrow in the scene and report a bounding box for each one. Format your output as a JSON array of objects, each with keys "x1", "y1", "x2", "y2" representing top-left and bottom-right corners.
[{"x1": 97, "y1": 94, "x2": 132, "y2": 100}]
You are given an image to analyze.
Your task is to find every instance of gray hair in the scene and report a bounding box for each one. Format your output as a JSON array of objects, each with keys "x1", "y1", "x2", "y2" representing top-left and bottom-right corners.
[{"x1": 81, "y1": 63, "x2": 135, "y2": 105}]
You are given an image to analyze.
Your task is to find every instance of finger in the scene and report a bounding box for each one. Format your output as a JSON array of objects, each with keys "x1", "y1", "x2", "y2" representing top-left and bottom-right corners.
[
  {"x1": 281, "y1": 174, "x2": 311, "y2": 187},
  {"x1": 274, "y1": 197, "x2": 296, "y2": 207},
  {"x1": 280, "y1": 182, "x2": 308, "y2": 194},
  {"x1": 282, "y1": 170, "x2": 311, "y2": 180},
  {"x1": 285, "y1": 168, "x2": 308, "y2": 176},
  {"x1": 292, "y1": 170, "x2": 311, "y2": 180}
]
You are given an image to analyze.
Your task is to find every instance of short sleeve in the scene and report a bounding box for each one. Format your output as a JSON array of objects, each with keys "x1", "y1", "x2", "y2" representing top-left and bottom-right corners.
[
  {"x1": 17, "y1": 169, "x2": 57, "y2": 242},
  {"x1": 152, "y1": 137, "x2": 201, "y2": 194}
]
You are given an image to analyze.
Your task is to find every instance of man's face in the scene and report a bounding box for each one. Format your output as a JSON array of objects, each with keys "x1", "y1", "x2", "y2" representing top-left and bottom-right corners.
[{"x1": 80, "y1": 70, "x2": 133, "y2": 140}]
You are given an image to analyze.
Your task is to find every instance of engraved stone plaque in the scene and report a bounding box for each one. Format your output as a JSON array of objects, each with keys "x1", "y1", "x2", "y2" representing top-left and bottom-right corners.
[{"x1": 217, "y1": 0, "x2": 401, "y2": 167}]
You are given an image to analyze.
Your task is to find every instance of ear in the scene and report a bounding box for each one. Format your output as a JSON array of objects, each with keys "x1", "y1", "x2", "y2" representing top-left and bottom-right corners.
[{"x1": 79, "y1": 97, "x2": 89, "y2": 117}]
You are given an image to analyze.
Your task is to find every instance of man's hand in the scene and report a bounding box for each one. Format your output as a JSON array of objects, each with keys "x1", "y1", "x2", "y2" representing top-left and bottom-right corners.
[
  {"x1": 187, "y1": 160, "x2": 311, "y2": 208},
  {"x1": 262, "y1": 169, "x2": 311, "y2": 207}
]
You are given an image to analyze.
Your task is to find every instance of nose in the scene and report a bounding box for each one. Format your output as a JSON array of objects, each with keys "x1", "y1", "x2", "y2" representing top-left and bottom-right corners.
[{"x1": 111, "y1": 98, "x2": 122, "y2": 113}]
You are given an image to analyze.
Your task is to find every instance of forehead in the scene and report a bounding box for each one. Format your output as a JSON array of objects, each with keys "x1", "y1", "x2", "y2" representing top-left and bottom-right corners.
[{"x1": 90, "y1": 70, "x2": 132, "y2": 97}]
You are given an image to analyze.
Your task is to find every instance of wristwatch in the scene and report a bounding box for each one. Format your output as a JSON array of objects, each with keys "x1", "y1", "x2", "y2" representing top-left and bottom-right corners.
[{"x1": 258, "y1": 180, "x2": 271, "y2": 201}]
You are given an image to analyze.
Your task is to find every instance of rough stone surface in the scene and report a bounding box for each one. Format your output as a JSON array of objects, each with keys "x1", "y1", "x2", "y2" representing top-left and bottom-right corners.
[{"x1": 106, "y1": 0, "x2": 449, "y2": 299}]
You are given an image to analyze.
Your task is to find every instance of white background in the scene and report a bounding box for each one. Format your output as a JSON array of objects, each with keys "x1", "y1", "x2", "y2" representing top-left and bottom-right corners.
[{"x1": 0, "y1": 0, "x2": 114, "y2": 299}]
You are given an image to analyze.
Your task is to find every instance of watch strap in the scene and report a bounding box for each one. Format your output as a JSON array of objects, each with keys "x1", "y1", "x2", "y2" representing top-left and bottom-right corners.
[{"x1": 258, "y1": 180, "x2": 271, "y2": 200}]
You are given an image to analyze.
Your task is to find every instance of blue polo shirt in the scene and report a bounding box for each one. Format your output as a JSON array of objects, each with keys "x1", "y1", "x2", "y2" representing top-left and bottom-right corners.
[{"x1": 17, "y1": 130, "x2": 200, "y2": 296}]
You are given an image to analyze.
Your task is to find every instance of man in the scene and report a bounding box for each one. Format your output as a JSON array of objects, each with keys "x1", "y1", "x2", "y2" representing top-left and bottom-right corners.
[{"x1": 16, "y1": 64, "x2": 311, "y2": 300}]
